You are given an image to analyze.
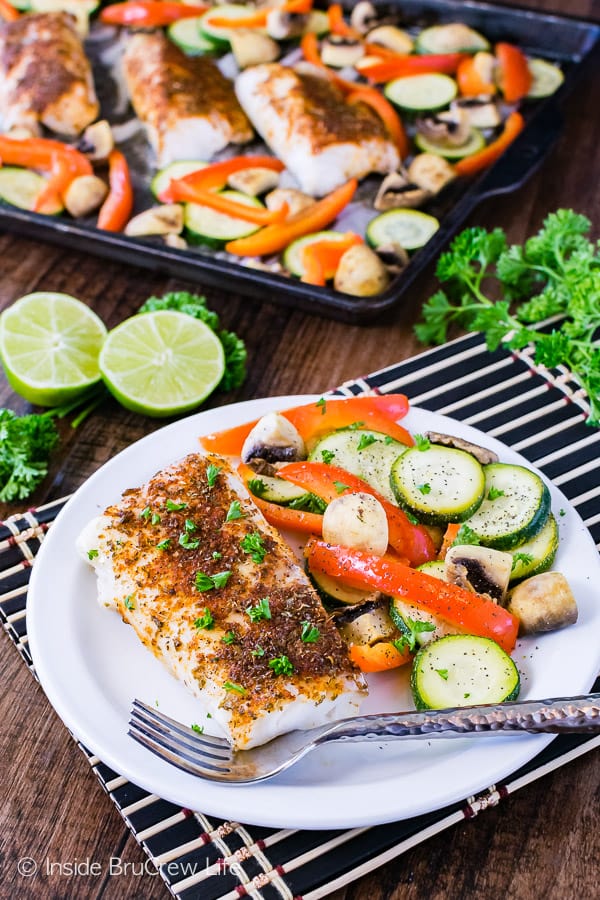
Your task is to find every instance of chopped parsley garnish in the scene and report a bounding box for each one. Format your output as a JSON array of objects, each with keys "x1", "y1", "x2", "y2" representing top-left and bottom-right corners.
[
  {"x1": 87, "y1": 549, "x2": 98, "y2": 560},
  {"x1": 240, "y1": 532, "x2": 267, "y2": 563},
  {"x1": 248, "y1": 477, "x2": 267, "y2": 497},
  {"x1": 346, "y1": 421, "x2": 365, "y2": 431},
  {"x1": 206, "y1": 464, "x2": 221, "y2": 488},
  {"x1": 226, "y1": 500, "x2": 246, "y2": 522},
  {"x1": 246, "y1": 596, "x2": 271, "y2": 622},
  {"x1": 191, "y1": 723, "x2": 204, "y2": 734},
  {"x1": 321, "y1": 449, "x2": 335, "y2": 464},
  {"x1": 436, "y1": 668, "x2": 449, "y2": 680},
  {"x1": 405, "y1": 511, "x2": 419, "y2": 525},
  {"x1": 559, "y1": 508, "x2": 566, "y2": 517},
  {"x1": 464, "y1": 693, "x2": 471, "y2": 699},
  {"x1": 212, "y1": 551, "x2": 223, "y2": 560},
  {"x1": 140, "y1": 506, "x2": 151, "y2": 520},
  {"x1": 151, "y1": 512, "x2": 161, "y2": 525},
  {"x1": 251, "y1": 645, "x2": 265, "y2": 658},
  {"x1": 179, "y1": 532, "x2": 200, "y2": 550},
  {"x1": 512, "y1": 551, "x2": 535, "y2": 570},
  {"x1": 357, "y1": 433, "x2": 377, "y2": 451},
  {"x1": 157, "y1": 539, "x2": 171, "y2": 550},
  {"x1": 287, "y1": 492, "x2": 327, "y2": 514},
  {"x1": 222, "y1": 630, "x2": 237, "y2": 645},
  {"x1": 333, "y1": 481, "x2": 349, "y2": 494},
  {"x1": 384, "y1": 435, "x2": 395, "y2": 445},
  {"x1": 184, "y1": 519, "x2": 196, "y2": 532},
  {"x1": 166, "y1": 499, "x2": 187, "y2": 511},
  {"x1": 316, "y1": 397, "x2": 327, "y2": 415},
  {"x1": 195, "y1": 570, "x2": 232, "y2": 591},
  {"x1": 124, "y1": 594, "x2": 135, "y2": 610},
  {"x1": 488, "y1": 486, "x2": 505, "y2": 501},
  {"x1": 194, "y1": 607, "x2": 215, "y2": 630},
  {"x1": 269, "y1": 655, "x2": 294, "y2": 676},
  {"x1": 452, "y1": 524, "x2": 481, "y2": 546},
  {"x1": 223, "y1": 680, "x2": 247, "y2": 695},
  {"x1": 414, "y1": 434, "x2": 431, "y2": 451},
  {"x1": 393, "y1": 617, "x2": 435, "y2": 653},
  {"x1": 416, "y1": 483, "x2": 431, "y2": 495},
  {"x1": 301, "y1": 621, "x2": 320, "y2": 643}
]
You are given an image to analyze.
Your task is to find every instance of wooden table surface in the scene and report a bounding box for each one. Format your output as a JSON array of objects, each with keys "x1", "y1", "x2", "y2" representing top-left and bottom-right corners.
[{"x1": 1, "y1": 1, "x2": 599, "y2": 896}]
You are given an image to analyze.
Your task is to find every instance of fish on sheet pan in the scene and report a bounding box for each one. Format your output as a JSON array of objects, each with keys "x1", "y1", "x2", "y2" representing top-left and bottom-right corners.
[{"x1": 78, "y1": 451, "x2": 366, "y2": 750}]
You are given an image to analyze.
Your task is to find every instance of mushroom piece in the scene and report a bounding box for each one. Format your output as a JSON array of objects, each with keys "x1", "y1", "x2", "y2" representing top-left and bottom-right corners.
[
  {"x1": 164, "y1": 232, "x2": 188, "y2": 250},
  {"x1": 320, "y1": 35, "x2": 365, "y2": 68},
  {"x1": 334, "y1": 244, "x2": 390, "y2": 296},
  {"x1": 408, "y1": 153, "x2": 456, "y2": 195},
  {"x1": 265, "y1": 188, "x2": 316, "y2": 216},
  {"x1": 241, "y1": 412, "x2": 306, "y2": 464},
  {"x1": 227, "y1": 167, "x2": 280, "y2": 196},
  {"x1": 507, "y1": 572, "x2": 578, "y2": 635},
  {"x1": 417, "y1": 108, "x2": 471, "y2": 148},
  {"x1": 243, "y1": 257, "x2": 286, "y2": 275},
  {"x1": 366, "y1": 25, "x2": 414, "y2": 55},
  {"x1": 76, "y1": 119, "x2": 114, "y2": 162},
  {"x1": 374, "y1": 170, "x2": 431, "y2": 211},
  {"x1": 424, "y1": 432, "x2": 499, "y2": 466},
  {"x1": 334, "y1": 598, "x2": 397, "y2": 646},
  {"x1": 451, "y1": 96, "x2": 501, "y2": 129},
  {"x1": 230, "y1": 30, "x2": 279, "y2": 69},
  {"x1": 323, "y1": 493, "x2": 389, "y2": 556},
  {"x1": 63, "y1": 175, "x2": 108, "y2": 218},
  {"x1": 445, "y1": 545, "x2": 513, "y2": 604},
  {"x1": 266, "y1": 9, "x2": 308, "y2": 39},
  {"x1": 124, "y1": 205, "x2": 184, "y2": 237},
  {"x1": 374, "y1": 242, "x2": 409, "y2": 276},
  {"x1": 350, "y1": 1, "x2": 378, "y2": 35}
]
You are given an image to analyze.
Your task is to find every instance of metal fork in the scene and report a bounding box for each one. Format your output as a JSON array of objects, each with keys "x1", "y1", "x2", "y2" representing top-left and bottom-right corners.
[{"x1": 129, "y1": 693, "x2": 600, "y2": 784}]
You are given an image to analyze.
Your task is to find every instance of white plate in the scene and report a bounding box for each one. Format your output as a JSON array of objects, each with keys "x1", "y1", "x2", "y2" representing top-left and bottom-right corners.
[{"x1": 27, "y1": 396, "x2": 600, "y2": 830}]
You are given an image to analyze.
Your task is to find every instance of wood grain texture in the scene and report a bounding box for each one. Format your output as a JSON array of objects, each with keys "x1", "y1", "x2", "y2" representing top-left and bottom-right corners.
[{"x1": 1, "y1": 1, "x2": 599, "y2": 897}]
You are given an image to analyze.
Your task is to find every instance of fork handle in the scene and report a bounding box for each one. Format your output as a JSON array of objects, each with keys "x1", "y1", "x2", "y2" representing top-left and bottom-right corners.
[{"x1": 317, "y1": 693, "x2": 600, "y2": 745}]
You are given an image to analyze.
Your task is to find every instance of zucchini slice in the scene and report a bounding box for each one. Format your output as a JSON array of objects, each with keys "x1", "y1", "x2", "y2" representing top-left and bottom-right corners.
[
  {"x1": 366, "y1": 209, "x2": 440, "y2": 252},
  {"x1": 384, "y1": 73, "x2": 457, "y2": 113},
  {"x1": 199, "y1": 4, "x2": 265, "y2": 46},
  {"x1": 526, "y1": 58, "x2": 564, "y2": 99},
  {"x1": 415, "y1": 24, "x2": 489, "y2": 55},
  {"x1": 465, "y1": 463, "x2": 551, "y2": 550},
  {"x1": 308, "y1": 429, "x2": 407, "y2": 502},
  {"x1": 308, "y1": 565, "x2": 378, "y2": 607},
  {"x1": 304, "y1": 9, "x2": 330, "y2": 36},
  {"x1": 389, "y1": 596, "x2": 452, "y2": 646},
  {"x1": 414, "y1": 128, "x2": 486, "y2": 159},
  {"x1": 185, "y1": 190, "x2": 263, "y2": 247},
  {"x1": 411, "y1": 634, "x2": 520, "y2": 710},
  {"x1": 416, "y1": 560, "x2": 448, "y2": 580},
  {"x1": 245, "y1": 472, "x2": 310, "y2": 505},
  {"x1": 168, "y1": 18, "x2": 218, "y2": 55},
  {"x1": 0, "y1": 167, "x2": 63, "y2": 215},
  {"x1": 508, "y1": 514, "x2": 559, "y2": 583},
  {"x1": 283, "y1": 231, "x2": 351, "y2": 278},
  {"x1": 390, "y1": 445, "x2": 486, "y2": 525},
  {"x1": 151, "y1": 160, "x2": 207, "y2": 200}
]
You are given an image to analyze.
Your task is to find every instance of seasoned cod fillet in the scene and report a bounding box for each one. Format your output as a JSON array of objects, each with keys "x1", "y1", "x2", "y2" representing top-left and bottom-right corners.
[
  {"x1": 78, "y1": 452, "x2": 365, "y2": 749},
  {"x1": 0, "y1": 12, "x2": 98, "y2": 136},
  {"x1": 235, "y1": 63, "x2": 400, "y2": 196},
  {"x1": 122, "y1": 32, "x2": 253, "y2": 167}
]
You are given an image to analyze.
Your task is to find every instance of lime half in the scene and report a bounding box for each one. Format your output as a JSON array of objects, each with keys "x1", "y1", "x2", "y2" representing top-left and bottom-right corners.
[
  {"x1": 0, "y1": 292, "x2": 106, "y2": 406},
  {"x1": 99, "y1": 310, "x2": 225, "y2": 417}
]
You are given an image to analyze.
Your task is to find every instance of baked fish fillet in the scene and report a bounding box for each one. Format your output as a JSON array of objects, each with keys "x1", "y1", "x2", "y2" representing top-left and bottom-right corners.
[
  {"x1": 0, "y1": 12, "x2": 98, "y2": 136},
  {"x1": 235, "y1": 63, "x2": 400, "y2": 196},
  {"x1": 78, "y1": 452, "x2": 365, "y2": 749},
  {"x1": 122, "y1": 32, "x2": 253, "y2": 167}
]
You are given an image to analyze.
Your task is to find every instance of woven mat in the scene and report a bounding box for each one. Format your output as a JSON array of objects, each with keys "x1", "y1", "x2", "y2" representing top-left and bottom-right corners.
[{"x1": 2, "y1": 332, "x2": 599, "y2": 900}]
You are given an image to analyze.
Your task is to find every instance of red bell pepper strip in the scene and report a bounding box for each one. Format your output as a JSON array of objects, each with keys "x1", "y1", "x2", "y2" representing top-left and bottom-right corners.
[
  {"x1": 437, "y1": 523, "x2": 461, "y2": 560},
  {"x1": 300, "y1": 233, "x2": 363, "y2": 286},
  {"x1": 495, "y1": 42, "x2": 532, "y2": 103},
  {"x1": 0, "y1": 136, "x2": 92, "y2": 177},
  {"x1": 277, "y1": 462, "x2": 436, "y2": 566},
  {"x1": 347, "y1": 88, "x2": 410, "y2": 159},
  {"x1": 251, "y1": 493, "x2": 324, "y2": 535},
  {"x1": 359, "y1": 53, "x2": 468, "y2": 84},
  {"x1": 0, "y1": 0, "x2": 19, "y2": 22},
  {"x1": 97, "y1": 150, "x2": 133, "y2": 232},
  {"x1": 454, "y1": 111, "x2": 525, "y2": 177},
  {"x1": 101, "y1": 1, "x2": 208, "y2": 27},
  {"x1": 225, "y1": 179, "x2": 357, "y2": 257},
  {"x1": 158, "y1": 155, "x2": 284, "y2": 202},
  {"x1": 456, "y1": 53, "x2": 497, "y2": 97},
  {"x1": 349, "y1": 640, "x2": 411, "y2": 672},
  {"x1": 306, "y1": 540, "x2": 519, "y2": 654}
]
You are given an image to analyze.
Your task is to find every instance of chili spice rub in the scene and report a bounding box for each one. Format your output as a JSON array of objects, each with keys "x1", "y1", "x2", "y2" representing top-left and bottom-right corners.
[{"x1": 78, "y1": 451, "x2": 365, "y2": 749}]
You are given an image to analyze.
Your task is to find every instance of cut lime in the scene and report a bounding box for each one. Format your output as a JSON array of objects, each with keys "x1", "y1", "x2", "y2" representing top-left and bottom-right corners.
[
  {"x1": 0, "y1": 292, "x2": 106, "y2": 406},
  {"x1": 99, "y1": 310, "x2": 225, "y2": 417}
]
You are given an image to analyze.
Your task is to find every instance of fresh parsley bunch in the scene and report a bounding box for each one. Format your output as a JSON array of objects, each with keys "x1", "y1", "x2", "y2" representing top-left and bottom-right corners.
[
  {"x1": 138, "y1": 292, "x2": 247, "y2": 391},
  {"x1": 0, "y1": 409, "x2": 59, "y2": 503},
  {"x1": 415, "y1": 210, "x2": 600, "y2": 426}
]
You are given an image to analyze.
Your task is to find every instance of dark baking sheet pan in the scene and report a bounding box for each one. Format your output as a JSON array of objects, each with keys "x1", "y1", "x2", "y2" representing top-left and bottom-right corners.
[{"x1": 1, "y1": 0, "x2": 599, "y2": 323}]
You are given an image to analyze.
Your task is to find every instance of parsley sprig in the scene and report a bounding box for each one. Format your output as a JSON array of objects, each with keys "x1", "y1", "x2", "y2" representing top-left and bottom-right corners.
[{"x1": 415, "y1": 212, "x2": 600, "y2": 425}]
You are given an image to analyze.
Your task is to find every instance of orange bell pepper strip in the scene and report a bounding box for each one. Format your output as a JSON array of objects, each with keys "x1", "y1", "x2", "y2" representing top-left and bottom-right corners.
[
  {"x1": 251, "y1": 494, "x2": 324, "y2": 535},
  {"x1": 495, "y1": 42, "x2": 532, "y2": 103},
  {"x1": 161, "y1": 184, "x2": 289, "y2": 225},
  {"x1": 0, "y1": 0, "x2": 19, "y2": 22},
  {"x1": 328, "y1": 3, "x2": 358, "y2": 38},
  {"x1": 359, "y1": 53, "x2": 468, "y2": 84},
  {"x1": 363, "y1": 42, "x2": 409, "y2": 59},
  {"x1": 101, "y1": 1, "x2": 208, "y2": 27},
  {"x1": 301, "y1": 32, "x2": 325, "y2": 68},
  {"x1": 301, "y1": 233, "x2": 362, "y2": 286},
  {"x1": 97, "y1": 150, "x2": 133, "y2": 232},
  {"x1": 454, "y1": 111, "x2": 525, "y2": 177},
  {"x1": 277, "y1": 462, "x2": 436, "y2": 566},
  {"x1": 349, "y1": 640, "x2": 411, "y2": 672},
  {"x1": 158, "y1": 155, "x2": 285, "y2": 201},
  {"x1": 206, "y1": 0, "x2": 312, "y2": 28},
  {"x1": 437, "y1": 523, "x2": 461, "y2": 560},
  {"x1": 33, "y1": 153, "x2": 74, "y2": 214},
  {"x1": 456, "y1": 53, "x2": 497, "y2": 96},
  {"x1": 306, "y1": 540, "x2": 520, "y2": 654},
  {"x1": 0, "y1": 136, "x2": 92, "y2": 177},
  {"x1": 347, "y1": 88, "x2": 410, "y2": 159},
  {"x1": 225, "y1": 178, "x2": 357, "y2": 257}
]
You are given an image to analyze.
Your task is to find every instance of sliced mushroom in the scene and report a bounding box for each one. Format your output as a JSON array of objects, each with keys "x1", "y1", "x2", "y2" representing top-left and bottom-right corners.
[
  {"x1": 243, "y1": 257, "x2": 286, "y2": 275},
  {"x1": 424, "y1": 432, "x2": 499, "y2": 465},
  {"x1": 366, "y1": 25, "x2": 414, "y2": 55},
  {"x1": 350, "y1": 1, "x2": 378, "y2": 35},
  {"x1": 417, "y1": 108, "x2": 471, "y2": 147},
  {"x1": 507, "y1": 572, "x2": 578, "y2": 635},
  {"x1": 63, "y1": 175, "x2": 108, "y2": 218},
  {"x1": 408, "y1": 153, "x2": 456, "y2": 195},
  {"x1": 227, "y1": 167, "x2": 280, "y2": 196},
  {"x1": 124, "y1": 205, "x2": 184, "y2": 237},
  {"x1": 230, "y1": 30, "x2": 279, "y2": 69},
  {"x1": 241, "y1": 412, "x2": 306, "y2": 464},
  {"x1": 355, "y1": 54, "x2": 389, "y2": 73},
  {"x1": 334, "y1": 598, "x2": 396, "y2": 646},
  {"x1": 451, "y1": 95, "x2": 501, "y2": 129},
  {"x1": 374, "y1": 170, "x2": 431, "y2": 211},
  {"x1": 266, "y1": 9, "x2": 308, "y2": 39},
  {"x1": 164, "y1": 232, "x2": 188, "y2": 250},
  {"x1": 76, "y1": 119, "x2": 114, "y2": 162},
  {"x1": 321, "y1": 35, "x2": 365, "y2": 68},
  {"x1": 445, "y1": 545, "x2": 513, "y2": 604},
  {"x1": 334, "y1": 244, "x2": 390, "y2": 296},
  {"x1": 265, "y1": 188, "x2": 316, "y2": 216},
  {"x1": 420, "y1": 23, "x2": 488, "y2": 54},
  {"x1": 323, "y1": 493, "x2": 389, "y2": 556},
  {"x1": 374, "y1": 242, "x2": 409, "y2": 276}
]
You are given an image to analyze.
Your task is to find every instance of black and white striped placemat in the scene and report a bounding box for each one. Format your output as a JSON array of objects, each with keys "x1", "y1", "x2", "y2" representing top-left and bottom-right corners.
[{"x1": 1, "y1": 332, "x2": 598, "y2": 900}]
